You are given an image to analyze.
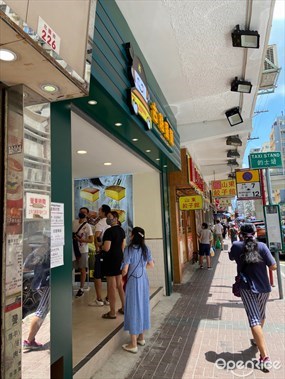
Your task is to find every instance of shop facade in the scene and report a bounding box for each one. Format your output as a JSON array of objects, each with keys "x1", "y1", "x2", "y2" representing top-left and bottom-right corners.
[{"x1": 1, "y1": 1, "x2": 181, "y2": 378}]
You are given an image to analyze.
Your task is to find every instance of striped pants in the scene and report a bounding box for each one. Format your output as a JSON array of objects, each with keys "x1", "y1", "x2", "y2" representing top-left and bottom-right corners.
[
  {"x1": 35, "y1": 286, "x2": 50, "y2": 319},
  {"x1": 240, "y1": 289, "x2": 269, "y2": 327}
]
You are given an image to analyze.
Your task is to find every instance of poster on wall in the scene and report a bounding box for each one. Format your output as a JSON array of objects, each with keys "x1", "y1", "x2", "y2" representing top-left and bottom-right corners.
[
  {"x1": 74, "y1": 175, "x2": 133, "y2": 237},
  {"x1": 25, "y1": 193, "x2": 50, "y2": 219},
  {"x1": 5, "y1": 234, "x2": 23, "y2": 296}
]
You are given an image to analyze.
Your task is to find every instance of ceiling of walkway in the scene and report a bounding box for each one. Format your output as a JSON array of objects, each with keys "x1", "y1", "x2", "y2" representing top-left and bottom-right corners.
[{"x1": 115, "y1": 0, "x2": 275, "y2": 182}]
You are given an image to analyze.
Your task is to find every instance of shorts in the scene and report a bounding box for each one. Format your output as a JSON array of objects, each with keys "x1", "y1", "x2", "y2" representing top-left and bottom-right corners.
[
  {"x1": 73, "y1": 252, "x2": 88, "y2": 269},
  {"x1": 35, "y1": 286, "x2": 50, "y2": 319},
  {"x1": 94, "y1": 254, "x2": 104, "y2": 279},
  {"x1": 241, "y1": 289, "x2": 269, "y2": 327},
  {"x1": 199, "y1": 243, "x2": 210, "y2": 256}
]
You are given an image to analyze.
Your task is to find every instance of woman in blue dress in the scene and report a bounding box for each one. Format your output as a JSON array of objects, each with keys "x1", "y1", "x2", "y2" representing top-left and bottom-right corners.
[{"x1": 121, "y1": 227, "x2": 154, "y2": 353}]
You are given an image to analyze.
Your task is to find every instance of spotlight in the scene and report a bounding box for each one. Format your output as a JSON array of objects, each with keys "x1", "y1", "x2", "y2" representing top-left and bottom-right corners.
[
  {"x1": 228, "y1": 172, "x2": 236, "y2": 179},
  {"x1": 231, "y1": 25, "x2": 260, "y2": 48},
  {"x1": 225, "y1": 107, "x2": 243, "y2": 126},
  {"x1": 227, "y1": 159, "x2": 239, "y2": 167},
  {"x1": 231, "y1": 77, "x2": 252, "y2": 93},
  {"x1": 227, "y1": 150, "x2": 240, "y2": 158},
  {"x1": 226, "y1": 135, "x2": 242, "y2": 147}
]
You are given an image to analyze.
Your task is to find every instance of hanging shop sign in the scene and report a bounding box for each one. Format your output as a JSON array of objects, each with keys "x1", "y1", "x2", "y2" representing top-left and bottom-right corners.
[
  {"x1": 37, "y1": 17, "x2": 61, "y2": 55},
  {"x1": 126, "y1": 43, "x2": 174, "y2": 148},
  {"x1": 179, "y1": 195, "x2": 203, "y2": 210},
  {"x1": 249, "y1": 151, "x2": 282, "y2": 169},
  {"x1": 235, "y1": 169, "x2": 261, "y2": 200},
  {"x1": 187, "y1": 156, "x2": 204, "y2": 192},
  {"x1": 211, "y1": 179, "x2": 236, "y2": 198}
]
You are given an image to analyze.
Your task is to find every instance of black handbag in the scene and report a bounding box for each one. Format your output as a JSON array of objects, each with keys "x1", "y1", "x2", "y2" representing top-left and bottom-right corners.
[
  {"x1": 73, "y1": 222, "x2": 87, "y2": 259},
  {"x1": 232, "y1": 261, "x2": 246, "y2": 297}
]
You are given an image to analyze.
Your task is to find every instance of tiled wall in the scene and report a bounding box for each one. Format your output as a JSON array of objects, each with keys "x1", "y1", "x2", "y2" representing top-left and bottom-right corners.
[{"x1": 146, "y1": 238, "x2": 166, "y2": 292}]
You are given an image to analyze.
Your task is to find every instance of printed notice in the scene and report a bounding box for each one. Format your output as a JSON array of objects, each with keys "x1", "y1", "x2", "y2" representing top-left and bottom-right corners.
[
  {"x1": 51, "y1": 202, "x2": 64, "y2": 267},
  {"x1": 6, "y1": 235, "x2": 23, "y2": 296},
  {"x1": 51, "y1": 246, "x2": 64, "y2": 268}
]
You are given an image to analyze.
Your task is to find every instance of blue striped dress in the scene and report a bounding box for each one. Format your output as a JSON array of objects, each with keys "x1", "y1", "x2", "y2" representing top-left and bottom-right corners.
[{"x1": 122, "y1": 245, "x2": 152, "y2": 335}]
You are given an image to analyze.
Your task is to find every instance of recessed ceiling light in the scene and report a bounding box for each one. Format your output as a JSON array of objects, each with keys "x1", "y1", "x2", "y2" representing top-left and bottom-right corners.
[
  {"x1": 41, "y1": 84, "x2": 59, "y2": 93},
  {"x1": 77, "y1": 150, "x2": 87, "y2": 154},
  {"x1": 132, "y1": 138, "x2": 138, "y2": 142},
  {"x1": 88, "y1": 100, "x2": 97, "y2": 105},
  {"x1": 0, "y1": 49, "x2": 17, "y2": 62},
  {"x1": 115, "y1": 123, "x2": 122, "y2": 126},
  {"x1": 104, "y1": 162, "x2": 112, "y2": 166},
  {"x1": 156, "y1": 158, "x2": 160, "y2": 161},
  {"x1": 163, "y1": 165, "x2": 167, "y2": 168},
  {"x1": 146, "y1": 149, "x2": 151, "y2": 153}
]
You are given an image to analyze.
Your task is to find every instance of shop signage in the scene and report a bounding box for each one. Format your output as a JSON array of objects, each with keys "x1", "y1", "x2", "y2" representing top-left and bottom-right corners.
[
  {"x1": 179, "y1": 195, "x2": 203, "y2": 210},
  {"x1": 249, "y1": 151, "x2": 282, "y2": 169},
  {"x1": 126, "y1": 43, "x2": 174, "y2": 148},
  {"x1": 188, "y1": 156, "x2": 204, "y2": 192},
  {"x1": 235, "y1": 169, "x2": 261, "y2": 200},
  {"x1": 37, "y1": 17, "x2": 61, "y2": 55},
  {"x1": 211, "y1": 179, "x2": 236, "y2": 197}
]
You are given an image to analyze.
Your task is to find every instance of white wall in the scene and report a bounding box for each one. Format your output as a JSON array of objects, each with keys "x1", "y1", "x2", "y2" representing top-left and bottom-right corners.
[{"x1": 133, "y1": 172, "x2": 165, "y2": 290}]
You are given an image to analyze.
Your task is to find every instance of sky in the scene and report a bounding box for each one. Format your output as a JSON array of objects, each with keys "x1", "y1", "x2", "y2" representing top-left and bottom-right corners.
[{"x1": 243, "y1": 0, "x2": 285, "y2": 166}]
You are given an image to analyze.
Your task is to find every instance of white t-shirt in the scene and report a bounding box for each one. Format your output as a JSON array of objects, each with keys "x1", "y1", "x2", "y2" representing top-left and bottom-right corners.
[
  {"x1": 214, "y1": 223, "x2": 223, "y2": 235},
  {"x1": 72, "y1": 220, "x2": 93, "y2": 259},
  {"x1": 95, "y1": 218, "x2": 110, "y2": 236}
]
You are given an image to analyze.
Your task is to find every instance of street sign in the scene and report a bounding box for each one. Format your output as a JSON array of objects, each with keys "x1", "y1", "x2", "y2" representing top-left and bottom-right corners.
[
  {"x1": 264, "y1": 205, "x2": 284, "y2": 252},
  {"x1": 211, "y1": 179, "x2": 236, "y2": 197},
  {"x1": 235, "y1": 169, "x2": 262, "y2": 200},
  {"x1": 249, "y1": 151, "x2": 283, "y2": 169}
]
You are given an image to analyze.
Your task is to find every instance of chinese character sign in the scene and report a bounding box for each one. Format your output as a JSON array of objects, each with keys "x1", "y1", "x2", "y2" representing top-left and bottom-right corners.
[
  {"x1": 179, "y1": 195, "x2": 203, "y2": 210},
  {"x1": 211, "y1": 179, "x2": 236, "y2": 197},
  {"x1": 25, "y1": 193, "x2": 50, "y2": 219},
  {"x1": 249, "y1": 152, "x2": 282, "y2": 169}
]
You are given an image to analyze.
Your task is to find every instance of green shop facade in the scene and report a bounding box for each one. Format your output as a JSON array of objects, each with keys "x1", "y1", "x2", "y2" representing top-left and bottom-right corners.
[
  {"x1": 0, "y1": 1, "x2": 181, "y2": 378},
  {"x1": 52, "y1": 1, "x2": 181, "y2": 377}
]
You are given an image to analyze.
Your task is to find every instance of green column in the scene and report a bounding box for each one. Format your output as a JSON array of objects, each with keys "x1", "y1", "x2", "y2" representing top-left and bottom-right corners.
[{"x1": 50, "y1": 101, "x2": 73, "y2": 378}]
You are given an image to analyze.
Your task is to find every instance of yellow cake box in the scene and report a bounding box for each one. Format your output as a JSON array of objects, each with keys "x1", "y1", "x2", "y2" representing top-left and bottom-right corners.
[
  {"x1": 105, "y1": 185, "x2": 126, "y2": 201},
  {"x1": 80, "y1": 188, "x2": 100, "y2": 202}
]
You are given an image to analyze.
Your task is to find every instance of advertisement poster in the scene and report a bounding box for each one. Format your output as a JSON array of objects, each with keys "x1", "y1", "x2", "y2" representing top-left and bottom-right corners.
[
  {"x1": 25, "y1": 193, "x2": 50, "y2": 219},
  {"x1": 5, "y1": 235, "x2": 23, "y2": 297},
  {"x1": 74, "y1": 175, "x2": 133, "y2": 237}
]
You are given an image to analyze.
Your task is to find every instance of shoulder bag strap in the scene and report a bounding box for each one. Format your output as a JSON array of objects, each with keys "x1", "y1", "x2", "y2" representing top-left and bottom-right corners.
[{"x1": 75, "y1": 221, "x2": 87, "y2": 235}]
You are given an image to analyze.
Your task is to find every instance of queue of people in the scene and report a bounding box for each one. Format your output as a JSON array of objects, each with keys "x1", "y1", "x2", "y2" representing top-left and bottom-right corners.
[{"x1": 72, "y1": 206, "x2": 154, "y2": 352}]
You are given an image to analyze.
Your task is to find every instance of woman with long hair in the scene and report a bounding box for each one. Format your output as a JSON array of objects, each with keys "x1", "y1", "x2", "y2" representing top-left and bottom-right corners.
[
  {"x1": 229, "y1": 223, "x2": 277, "y2": 372},
  {"x1": 121, "y1": 227, "x2": 154, "y2": 353}
]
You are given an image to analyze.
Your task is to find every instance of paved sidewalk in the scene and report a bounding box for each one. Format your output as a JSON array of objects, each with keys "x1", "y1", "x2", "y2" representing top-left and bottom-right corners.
[{"x1": 93, "y1": 241, "x2": 285, "y2": 379}]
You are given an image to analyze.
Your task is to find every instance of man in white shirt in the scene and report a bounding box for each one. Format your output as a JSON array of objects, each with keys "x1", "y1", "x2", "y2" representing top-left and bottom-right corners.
[
  {"x1": 88, "y1": 204, "x2": 111, "y2": 306},
  {"x1": 213, "y1": 219, "x2": 224, "y2": 250},
  {"x1": 73, "y1": 207, "x2": 94, "y2": 298}
]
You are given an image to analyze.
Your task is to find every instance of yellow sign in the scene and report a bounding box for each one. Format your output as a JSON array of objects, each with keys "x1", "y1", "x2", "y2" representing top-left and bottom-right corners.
[
  {"x1": 235, "y1": 169, "x2": 260, "y2": 183},
  {"x1": 179, "y1": 195, "x2": 203, "y2": 210},
  {"x1": 150, "y1": 102, "x2": 174, "y2": 146},
  {"x1": 211, "y1": 179, "x2": 236, "y2": 197}
]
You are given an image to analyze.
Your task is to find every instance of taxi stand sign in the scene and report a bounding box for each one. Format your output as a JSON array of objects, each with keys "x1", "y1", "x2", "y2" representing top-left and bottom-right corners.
[
  {"x1": 249, "y1": 151, "x2": 283, "y2": 169},
  {"x1": 179, "y1": 195, "x2": 203, "y2": 210},
  {"x1": 235, "y1": 169, "x2": 262, "y2": 200}
]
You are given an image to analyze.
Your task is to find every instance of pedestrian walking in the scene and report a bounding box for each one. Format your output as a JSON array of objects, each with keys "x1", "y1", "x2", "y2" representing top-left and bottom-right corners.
[
  {"x1": 228, "y1": 223, "x2": 277, "y2": 372},
  {"x1": 197, "y1": 222, "x2": 213, "y2": 269},
  {"x1": 121, "y1": 227, "x2": 154, "y2": 353}
]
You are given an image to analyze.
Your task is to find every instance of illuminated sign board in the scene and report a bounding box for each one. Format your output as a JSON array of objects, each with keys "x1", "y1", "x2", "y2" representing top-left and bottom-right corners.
[{"x1": 126, "y1": 43, "x2": 174, "y2": 148}]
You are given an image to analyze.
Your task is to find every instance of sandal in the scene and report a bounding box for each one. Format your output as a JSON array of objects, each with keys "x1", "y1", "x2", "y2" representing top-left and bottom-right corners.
[
  {"x1": 102, "y1": 312, "x2": 116, "y2": 319},
  {"x1": 118, "y1": 308, "x2": 124, "y2": 314}
]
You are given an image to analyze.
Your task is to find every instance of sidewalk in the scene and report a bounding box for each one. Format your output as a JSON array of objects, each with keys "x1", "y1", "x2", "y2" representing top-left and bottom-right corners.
[{"x1": 92, "y1": 240, "x2": 285, "y2": 379}]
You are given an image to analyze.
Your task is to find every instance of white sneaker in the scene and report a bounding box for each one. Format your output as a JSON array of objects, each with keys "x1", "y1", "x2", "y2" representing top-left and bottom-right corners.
[
  {"x1": 104, "y1": 297, "x2": 110, "y2": 305},
  {"x1": 88, "y1": 299, "x2": 104, "y2": 306}
]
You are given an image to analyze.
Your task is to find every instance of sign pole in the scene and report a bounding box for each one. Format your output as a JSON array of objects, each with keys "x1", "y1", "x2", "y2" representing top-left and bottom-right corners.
[{"x1": 265, "y1": 168, "x2": 273, "y2": 205}]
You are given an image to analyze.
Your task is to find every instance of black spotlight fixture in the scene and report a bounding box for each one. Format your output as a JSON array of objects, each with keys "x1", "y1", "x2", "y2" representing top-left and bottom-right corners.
[
  {"x1": 227, "y1": 149, "x2": 240, "y2": 158},
  {"x1": 231, "y1": 77, "x2": 252, "y2": 94},
  {"x1": 231, "y1": 25, "x2": 260, "y2": 48},
  {"x1": 228, "y1": 172, "x2": 236, "y2": 179},
  {"x1": 227, "y1": 159, "x2": 239, "y2": 167},
  {"x1": 225, "y1": 107, "x2": 243, "y2": 126},
  {"x1": 226, "y1": 135, "x2": 242, "y2": 146}
]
